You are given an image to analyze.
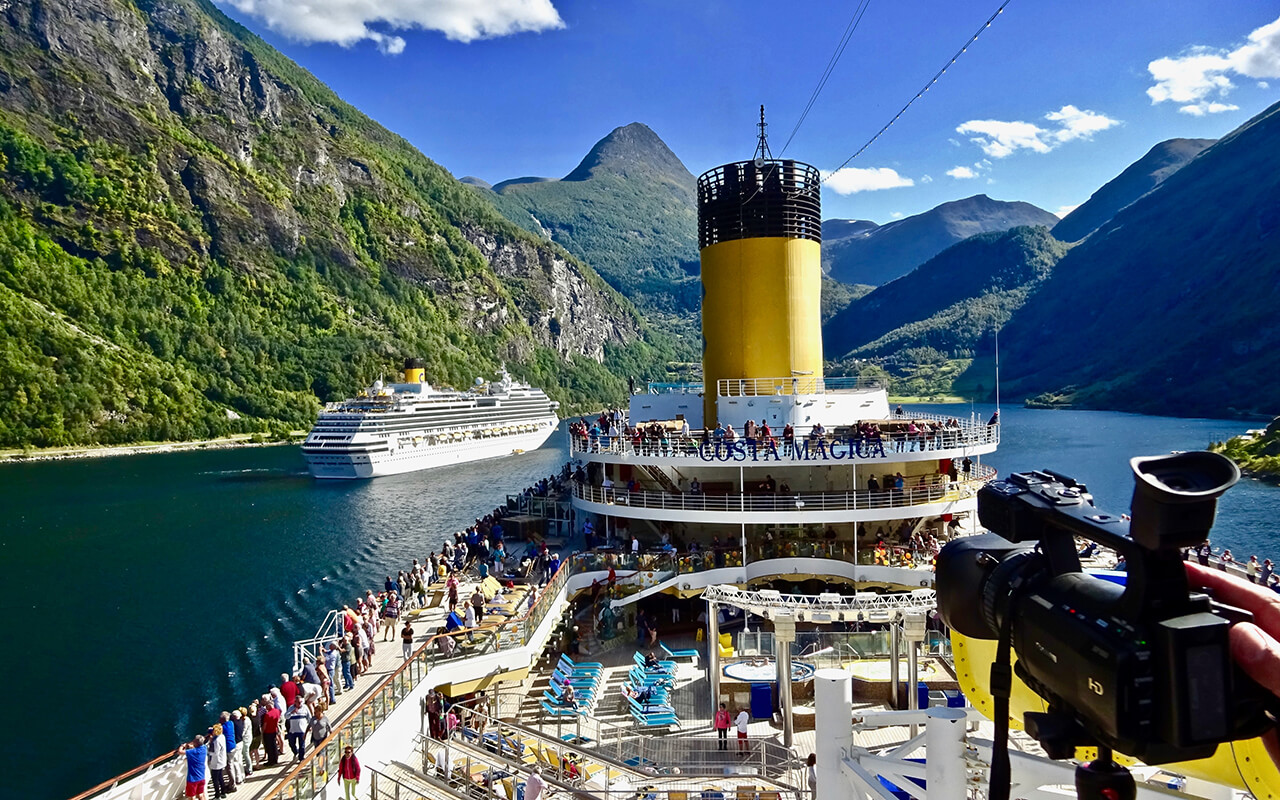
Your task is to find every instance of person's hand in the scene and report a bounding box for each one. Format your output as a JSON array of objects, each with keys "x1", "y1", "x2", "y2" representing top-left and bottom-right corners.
[
  {"x1": 1186, "y1": 562, "x2": 1280, "y2": 763},
  {"x1": 1187, "y1": 563, "x2": 1280, "y2": 697}
]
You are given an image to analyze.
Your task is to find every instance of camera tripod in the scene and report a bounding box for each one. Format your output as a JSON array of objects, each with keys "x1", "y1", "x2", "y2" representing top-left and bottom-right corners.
[{"x1": 1025, "y1": 712, "x2": 1137, "y2": 800}]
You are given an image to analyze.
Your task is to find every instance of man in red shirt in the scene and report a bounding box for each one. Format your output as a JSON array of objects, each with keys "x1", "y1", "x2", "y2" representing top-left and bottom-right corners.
[
  {"x1": 261, "y1": 703, "x2": 283, "y2": 766},
  {"x1": 279, "y1": 673, "x2": 299, "y2": 708}
]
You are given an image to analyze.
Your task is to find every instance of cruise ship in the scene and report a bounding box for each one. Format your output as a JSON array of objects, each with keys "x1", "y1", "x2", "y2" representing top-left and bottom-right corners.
[
  {"x1": 301, "y1": 361, "x2": 560, "y2": 479},
  {"x1": 82, "y1": 134, "x2": 1275, "y2": 800}
]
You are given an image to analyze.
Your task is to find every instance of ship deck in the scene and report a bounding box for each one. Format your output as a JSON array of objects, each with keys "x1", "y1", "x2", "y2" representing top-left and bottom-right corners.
[{"x1": 189, "y1": 578, "x2": 499, "y2": 800}]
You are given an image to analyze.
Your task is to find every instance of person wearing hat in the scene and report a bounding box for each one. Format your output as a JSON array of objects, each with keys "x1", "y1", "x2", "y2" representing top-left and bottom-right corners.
[{"x1": 339, "y1": 745, "x2": 361, "y2": 800}]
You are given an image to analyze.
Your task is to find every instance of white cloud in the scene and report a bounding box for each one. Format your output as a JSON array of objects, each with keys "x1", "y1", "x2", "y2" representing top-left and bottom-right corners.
[
  {"x1": 956, "y1": 119, "x2": 1050, "y2": 158},
  {"x1": 919, "y1": 174, "x2": 933, "y2": 184},
  {"x1": 1147, "y1": 15, "x2": 1280, "y2": 114},
  {"x1": 946, "y1": 166, "x2": 977, "y2": 179},
  {"x1": 956, "y1": 105, "x2": 1119, "y2": 158},
  {"x1": 1055, "y1": 204, "x2": 1080, "y2": 219},
  {"x1": 215, "y1": 0, "x2": 565, "y2": 51},
  {"x1": 890, "y1": 212, "x2": 904, "y2": 220},
  {"x1": 1045, "y1": 105, "x2": 1121, "y2": 143},
  {"x1": 1231, "y1": 17, "x2": 1280, "y2": 78},
  {"x1": 1180, "y1": 102, "x2": 1240, "y2": 116},
  {"x1": 822, "y1": 167, "x2": 914, "y2": 195}
]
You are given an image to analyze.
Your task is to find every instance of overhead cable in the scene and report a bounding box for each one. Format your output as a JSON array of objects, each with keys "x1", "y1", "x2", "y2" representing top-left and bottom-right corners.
[
  {"x1": 779, "y1": 0, "x2": 874, "y2": 157},
  {"x1": 823, "y1": 0, "x2": 1015, "y2": 182}
]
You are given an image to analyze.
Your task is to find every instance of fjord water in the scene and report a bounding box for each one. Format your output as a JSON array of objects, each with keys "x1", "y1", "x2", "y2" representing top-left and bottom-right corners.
[{"x1": 4, "y1": 409, "x2": 1278, "y2": 799}]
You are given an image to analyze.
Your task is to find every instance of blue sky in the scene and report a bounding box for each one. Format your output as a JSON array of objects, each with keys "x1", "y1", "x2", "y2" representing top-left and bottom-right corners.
[{"x1": 215, "y1": 0, "x2": 1280, "y2": 223}]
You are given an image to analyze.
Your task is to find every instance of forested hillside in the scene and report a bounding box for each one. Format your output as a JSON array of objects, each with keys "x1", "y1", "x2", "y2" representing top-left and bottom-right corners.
[
  {"x1": 998, "y1": 100, "x2": 1280, "y2": 418},
  {"x1": 474, "y1": 123, "x2": 701, "y2": 322},
  {"x1": 824, "y1": 226, "x2": 1068, "y2": 360},
  {"x1": 822, "y1": 195, "x2": 1059, "y2": 286},
  {"x1": 1053, "y1": 138, "x2": 1214, "y2": 243},
  {"x1": 822, "y1": 227, "x2": 1068, "y2": 399},
  {"x1": 0, "y1": 0, "x2": 678, "y2": 448}
]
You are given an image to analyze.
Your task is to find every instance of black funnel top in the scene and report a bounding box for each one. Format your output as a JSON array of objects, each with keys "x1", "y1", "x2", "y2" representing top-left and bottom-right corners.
[{"x1": 697, "y1": 159, "x2": 821, "y2": 248}]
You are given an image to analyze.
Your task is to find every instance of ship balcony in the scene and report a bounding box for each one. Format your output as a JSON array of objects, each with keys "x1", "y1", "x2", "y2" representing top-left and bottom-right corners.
[
  {"x1": 715, "y1": 375, "x2": 886, "y2": 396},
  {"x1": 571, "y1": 413, "x2": 999, "y2": 464},
  {"x1": 570, "y1": 465, "x2": 995, "y2": 524}
]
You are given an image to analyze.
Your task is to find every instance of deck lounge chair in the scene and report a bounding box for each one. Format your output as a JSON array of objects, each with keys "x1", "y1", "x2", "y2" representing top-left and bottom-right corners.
[{"x1": 660, "y1": 641, "x2": 700, "y2": 665}]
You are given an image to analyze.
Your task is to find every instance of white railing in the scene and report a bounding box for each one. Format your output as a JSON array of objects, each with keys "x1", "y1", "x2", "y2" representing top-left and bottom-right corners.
[
  {"x1": 715, "y1": 375, "x2": 886, "y2": 396},
  {"x1": 703, "y1": 584, "x2": 936, "y2": 619},
  {"x1": 572, "y1": 467, "x2": 996, "y2": 513},
  {"x1": 571, "y1": 420, "x2": 999, "y2": 460},
  {"x1": 293, "y1": 609, "x2": 345, "y2": 672}
]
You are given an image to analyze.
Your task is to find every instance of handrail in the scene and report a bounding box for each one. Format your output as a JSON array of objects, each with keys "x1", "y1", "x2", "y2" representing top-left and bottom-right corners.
[
  {"x1": 716, "y1": 375, "x2": 885, "y2": 396},
  {"x1": 572, "y1": 421, "x2": 999, "y2": 460},
  {"x1": 263, "y1": 562, "x2": 575, "y2": 800},
  {"x1": 573, "y1": 467, "x2": 997, "y2": 513},
  {"x1": 292, "y1": 610, "x2": 344, "y2": 673},
  {"x1": 65, "y1": 751, "x2": 182, "y2": 800}
]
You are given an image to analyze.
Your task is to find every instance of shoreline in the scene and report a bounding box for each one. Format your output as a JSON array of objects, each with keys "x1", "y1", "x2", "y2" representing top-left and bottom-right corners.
[{"x1": 0, "y1": 435, "x2": 301, "y2": 465}]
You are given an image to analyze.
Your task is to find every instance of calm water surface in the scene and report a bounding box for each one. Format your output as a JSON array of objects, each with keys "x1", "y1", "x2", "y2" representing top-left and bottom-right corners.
[{"x1": 3, "y1": 408, "x2": 1276, "y2": 798}]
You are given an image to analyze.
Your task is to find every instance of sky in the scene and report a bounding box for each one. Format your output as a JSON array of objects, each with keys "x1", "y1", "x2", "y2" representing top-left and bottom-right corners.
[{"x1": 213, "y1": 0, "x2": 1280, "y2": 224}]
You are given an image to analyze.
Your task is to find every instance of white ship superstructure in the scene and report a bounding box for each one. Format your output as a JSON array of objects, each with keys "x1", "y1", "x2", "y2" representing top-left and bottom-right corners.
[{"x1": 302, "y1": 362, "x2": 559, "y2": 479}]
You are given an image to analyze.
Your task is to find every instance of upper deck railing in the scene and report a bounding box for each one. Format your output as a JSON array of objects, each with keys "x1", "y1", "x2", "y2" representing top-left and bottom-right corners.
[
  {"x1": 573, "y1": 415, "x2": 999, "y2": 461},
  {"x1": 716, "y1": 375, "x2": 886, "y2": 396},
  {"x1": 573, "y1": 466, "x2": 997, "y2": 515}
]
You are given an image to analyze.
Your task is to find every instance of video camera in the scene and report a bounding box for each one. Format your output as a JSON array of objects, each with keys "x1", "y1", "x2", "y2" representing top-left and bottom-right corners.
[{"x1": 936, "y1": 451, "x2": 1275, "y2": 764}]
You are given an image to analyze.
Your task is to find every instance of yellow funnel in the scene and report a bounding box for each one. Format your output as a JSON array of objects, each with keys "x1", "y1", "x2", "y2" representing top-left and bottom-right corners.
[{"x1": 696, "y1": 158, "x2": 824, "y2": 425}]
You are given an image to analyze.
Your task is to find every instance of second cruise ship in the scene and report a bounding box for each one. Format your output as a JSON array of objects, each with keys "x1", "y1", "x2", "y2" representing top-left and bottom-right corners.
[{"x1": 302, "y1": 361, "x2": 560, "y2": 479}]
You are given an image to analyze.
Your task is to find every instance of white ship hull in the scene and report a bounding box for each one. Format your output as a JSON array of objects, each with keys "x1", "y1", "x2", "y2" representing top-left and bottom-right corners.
[{"x1": 305, "y1": 418, "x2": 558, "y2": 479}]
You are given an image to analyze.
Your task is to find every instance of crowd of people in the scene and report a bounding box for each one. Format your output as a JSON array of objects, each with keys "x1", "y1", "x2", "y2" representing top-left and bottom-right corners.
[
  {"x1": 172, "y1": 470, "x2": 579, "y2": 800},
  {"x1": 1188, "y1": 540, "x2": 1280, "y2": 591},
  {"x1": 568, "y1": 411, "x2": 981, "y2": 457}
]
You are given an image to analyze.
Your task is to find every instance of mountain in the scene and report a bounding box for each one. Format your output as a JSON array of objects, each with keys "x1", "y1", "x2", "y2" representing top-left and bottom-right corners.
[
  {"x1": 823, "y1": 226, "x2": 1068, "y2": 361},
  {"x1": 0, "y1": 0, "x2": 669, "y2": 449},
  {"x1": 474, "y1": 123, "x2": 701, "y2": 318},
  {"x1": 997, "y1": 100, "x2": 1280, "y2": 418},
  {"x1": 562, "y1": 121, "x2": 692, "y2": 182},
  {"x1": 822, "y1": 219, "x2": 880, "y2": 244},
  {"x1": 823, "y1": 195, "x2": 1060, "y2": 286},
  {"x1": 1052, "y1": 138, "x2": 1216, "y2": 243}
]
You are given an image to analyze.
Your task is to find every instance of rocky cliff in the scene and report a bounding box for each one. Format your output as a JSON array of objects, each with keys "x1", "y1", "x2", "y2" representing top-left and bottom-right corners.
[{"x1": 0, "y1": 0, "x2": 651, "y2": 447}]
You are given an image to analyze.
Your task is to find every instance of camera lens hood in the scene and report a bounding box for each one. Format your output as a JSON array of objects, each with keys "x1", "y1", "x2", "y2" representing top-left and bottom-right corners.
[{"x1": 935, "y1": 533, "x2": 1034, "y2": 639}]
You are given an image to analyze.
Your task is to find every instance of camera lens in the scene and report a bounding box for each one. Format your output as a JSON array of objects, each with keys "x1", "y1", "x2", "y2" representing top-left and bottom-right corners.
[{"x1": 935, "y1": 533, "x2": 1033, "y2": 639}]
